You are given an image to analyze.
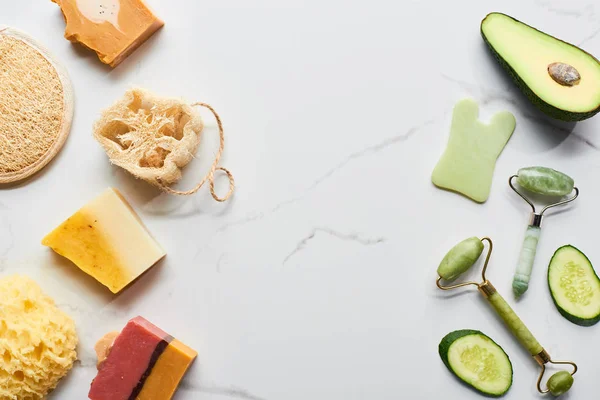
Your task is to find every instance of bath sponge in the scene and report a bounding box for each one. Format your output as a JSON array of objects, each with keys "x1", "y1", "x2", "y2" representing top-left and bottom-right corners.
[
  {"x1": 93, "y1": 88, "x2": 203, "y2": 186},
  {"x1": 0, "y1": 275, "x2": 78, "y2": 400},
  {"x1": 93, "y1": 88, "x2": 235, "y2": 201}
]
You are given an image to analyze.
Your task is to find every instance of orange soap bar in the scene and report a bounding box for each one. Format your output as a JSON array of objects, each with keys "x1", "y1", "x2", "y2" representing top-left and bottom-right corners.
[
  {"x1": 52, "y1": 0, "x2": 164, "y2": 67},
  {"x1": 137, "y1": 339, "x2": 198, "y2": 399}
]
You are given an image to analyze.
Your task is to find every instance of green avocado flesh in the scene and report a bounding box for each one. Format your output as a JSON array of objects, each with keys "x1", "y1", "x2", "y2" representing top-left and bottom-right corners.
[
  {"x1": 482, "y1": 12, "x2": 600, "y2": 121},
  {"x1": 548, "y1": 245, "x2": 600, "y2": 326},
  {"x1": 439, "y1": 330, "x2": 513, "y2": 397}
]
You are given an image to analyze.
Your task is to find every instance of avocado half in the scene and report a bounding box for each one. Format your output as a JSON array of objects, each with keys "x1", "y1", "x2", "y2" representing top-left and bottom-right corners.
[{"x1": 481, "y1": 12, "x2": 600, "y2": 121}]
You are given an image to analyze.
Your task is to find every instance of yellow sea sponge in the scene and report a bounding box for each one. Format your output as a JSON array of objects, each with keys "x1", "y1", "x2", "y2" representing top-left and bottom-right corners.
[{"x1": 0, "y1": 275, "x2": 78, "y2": 400}]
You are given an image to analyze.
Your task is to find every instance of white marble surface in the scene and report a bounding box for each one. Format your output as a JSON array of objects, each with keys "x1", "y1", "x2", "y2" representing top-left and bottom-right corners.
[{"x1": 2, "y1": 0, "x2": 600, "y2": 399}]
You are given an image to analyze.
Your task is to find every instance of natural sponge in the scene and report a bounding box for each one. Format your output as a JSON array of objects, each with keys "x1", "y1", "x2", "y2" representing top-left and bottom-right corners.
[
  {"x1": 0, "y1": 275, "x2": 78, "y2": 400},
  {"x1": 93, "y1": 88, "x2": 203, "y2": 186},
  {"x1": 93, "y1": 88, "x2": 235, "y2": 201}
]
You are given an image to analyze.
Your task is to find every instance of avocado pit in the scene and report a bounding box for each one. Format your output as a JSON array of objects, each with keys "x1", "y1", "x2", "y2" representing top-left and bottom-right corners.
[{"x1": 548, "y1": 62, "x2": 581, "y2": 86}]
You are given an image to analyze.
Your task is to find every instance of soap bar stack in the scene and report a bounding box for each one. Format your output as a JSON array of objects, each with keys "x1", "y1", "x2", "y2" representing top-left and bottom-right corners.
[{"x1": 89, "y1": 316, "x2": 197, "y2": 400}]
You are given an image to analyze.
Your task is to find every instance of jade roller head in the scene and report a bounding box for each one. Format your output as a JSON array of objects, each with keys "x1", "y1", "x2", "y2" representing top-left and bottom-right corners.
[
  {"x1": 436, "y1": 236, "x2": 578, "y2": 396},
  {"x1": 509, "y1": 167, "x2": 579, "y2": 298}
]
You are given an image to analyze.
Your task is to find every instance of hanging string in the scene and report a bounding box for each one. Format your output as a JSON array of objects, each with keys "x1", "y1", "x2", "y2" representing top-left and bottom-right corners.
[{"x1": 156, "y1": 102, "x2": 234, "y2": 201}]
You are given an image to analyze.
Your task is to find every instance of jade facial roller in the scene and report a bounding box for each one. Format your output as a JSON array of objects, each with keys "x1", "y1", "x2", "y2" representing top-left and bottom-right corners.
[
  {"x1": 509, "y1": 167, "x2": 579, "y2": 297},
  {"x1": 436, "y1": 237, "x2": 577, "y2": 396}
]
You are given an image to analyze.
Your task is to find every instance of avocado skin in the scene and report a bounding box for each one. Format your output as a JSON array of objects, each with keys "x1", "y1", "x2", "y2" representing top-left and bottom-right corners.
[
  {"x1": 438, "y1": 329, "x2": 513, "y2": 397},
  {"x1": 548, "y1": 245, "x2": 600, "y2": 327},
  {"x1": 481, "y1": 12, "x2": 600, "y2": 122}
]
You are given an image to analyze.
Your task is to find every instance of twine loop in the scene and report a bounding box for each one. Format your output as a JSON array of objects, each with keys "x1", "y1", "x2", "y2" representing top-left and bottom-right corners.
[{"x1": 156, "y1": 102, "x2": 234, "y2": 202}]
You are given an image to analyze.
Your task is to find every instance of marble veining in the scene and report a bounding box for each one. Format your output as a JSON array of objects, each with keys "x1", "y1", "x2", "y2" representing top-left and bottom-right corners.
[
  {"x1": 578, "y1": 26, "x2": 600, "y2": 46},
  {"x1": 282, "y1": 227, "x2": 386, "y2": 265},
  {"x1": 535, "y1": 0, "x2": 597, "y2": 19},
  {"x1": 182, "y1": 384, "x2": 267, "y2": 400},
  {"x1": 215, "y1": 114, "x2": 443, "y2": 237}
]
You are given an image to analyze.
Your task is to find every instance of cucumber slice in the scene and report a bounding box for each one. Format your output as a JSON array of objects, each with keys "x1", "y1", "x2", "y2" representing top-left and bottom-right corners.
[
  {"x1": 439, "y1": 330, "x2": 513, "y2": 397},
  {"x1": 548, "y1": 245, "x2": 600, "y2": 326}
]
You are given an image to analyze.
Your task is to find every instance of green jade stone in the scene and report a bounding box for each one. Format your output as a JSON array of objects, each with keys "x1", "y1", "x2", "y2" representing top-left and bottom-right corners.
[
  {"x1": 547, "y1": 370, "x2": 574, "y2": 396},
  {"x1": 517, "y1": 166, "x2": 574, "y2": 197},
  {"x1": 437, "y1": 237, "x2": 484, "y2": 281},
  {"x1": 512, "y1": 280, "x2": 529, "y2": 298},
  {"x1": 432, "y1": 99, "x2": 516, "y2": 203},
  {"x1": 487, "y1": 292, "x2": 543, "y2": 356},
  {"x1": 513, "y1": 225, "x2": 541, "y2": 298}
]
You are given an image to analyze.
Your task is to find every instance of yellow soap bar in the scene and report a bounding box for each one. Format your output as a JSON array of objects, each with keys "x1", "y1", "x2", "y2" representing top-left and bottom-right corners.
[
  {"x1": 51, "y1": 0, "x2": 164, "y2": 67},
  {"x1": 42, "y1": 188, "x2": 165, "y2": 293}
]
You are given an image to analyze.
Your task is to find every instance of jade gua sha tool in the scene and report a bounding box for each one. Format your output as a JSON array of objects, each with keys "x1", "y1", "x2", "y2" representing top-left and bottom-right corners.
[
  {"x1": 432, "y1": 99, "x2": 516, "y2": 203},
  {"x1": 436, "y1": 237, "x2": 577, "y2": 396},
  {"x1": 509, "y1": 167, "x2": 579, "y2": 298}
]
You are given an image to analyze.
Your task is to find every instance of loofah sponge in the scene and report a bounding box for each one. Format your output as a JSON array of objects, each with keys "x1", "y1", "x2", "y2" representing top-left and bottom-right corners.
[
  {"x1": 93, "y1": 88, "x2": 203, "y2": 186},
  {"x1": 0, "y1": 27, "x2": 74, "y2": 184},
  {"x1": 94, "y1": 88, "x2": 235, "y2": 201},
  {"x1": 0, "y1": 275, "x2": 78, "y2": 400}
]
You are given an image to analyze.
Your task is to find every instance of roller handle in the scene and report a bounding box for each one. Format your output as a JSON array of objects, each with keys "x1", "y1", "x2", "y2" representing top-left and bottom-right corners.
[
  {"x1": 512, "y1": 225, "x2": 541, "y2": 297},
  {"x1": 486, "y1": 291, "x2": 543, "y2": 356}
]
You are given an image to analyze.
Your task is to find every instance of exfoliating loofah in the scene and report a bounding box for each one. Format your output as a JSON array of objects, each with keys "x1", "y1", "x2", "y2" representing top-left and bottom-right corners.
[
  {"x1": 0, "y1": 27, "x2": 74, "y2": 184},
  {"x1": 94, "y1": 88, "x2": 234, "y2": 201},
  {"x1": 94, "y1": 88, "x2": 203, "y2": 185},
  {"x1": 0, "y1": 275, "x2": 78, "y2": 400}
]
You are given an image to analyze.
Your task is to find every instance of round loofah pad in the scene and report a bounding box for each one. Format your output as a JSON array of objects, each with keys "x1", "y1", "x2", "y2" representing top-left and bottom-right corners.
[
  {"x1": 0, "y1": 27, "x2": 74, "y2": 184},
  {"x1": 0, "y1": 275, "x2": 78, "y2": 400}
]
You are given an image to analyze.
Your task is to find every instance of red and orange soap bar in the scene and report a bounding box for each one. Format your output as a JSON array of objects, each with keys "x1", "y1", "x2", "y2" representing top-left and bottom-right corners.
[{"x1": 89, "y1": 316, "x2": 197, "y2": 400}]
